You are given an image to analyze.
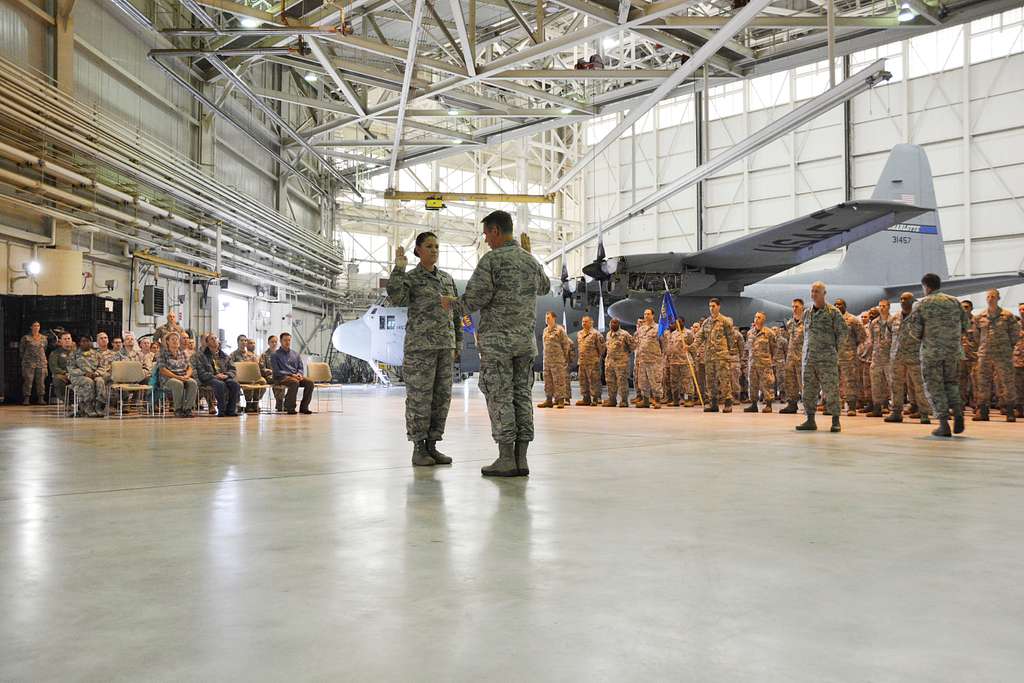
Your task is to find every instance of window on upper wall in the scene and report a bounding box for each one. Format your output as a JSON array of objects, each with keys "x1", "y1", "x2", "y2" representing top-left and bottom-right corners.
[
  {"x1": 748, "y1": 71, "x2": 791, "y2": 110},
  {"x1": 657, "y1": 94, "x2": 695, "y2": 128},
  {"x1": 850, "y1": 40, "x2": 904, "y2": 82},
  {"x1": 438, "y1": 243, "x2": 477, "y2": 281},
  {"x1": 707, "y1": 81, "x2": 743, "y2": 120},
  {"x1": 341, "y1": 232, "x2": 390, "y2": 271},
  {"x1": 622, "y1": 109, "x2": 655, "y2": 137},
  {"x1": 584, "y1": 114, "x2": 618, "y2": 145},
  {"x1": 908, "y1": 25, "x2": 964, "y2": 77},
  {"x1": 794, "y1": 60, "x2": 832, "y2": 100},
  {"x1": 970, "y1": 7, "x2": 1024, "y2": 64}
]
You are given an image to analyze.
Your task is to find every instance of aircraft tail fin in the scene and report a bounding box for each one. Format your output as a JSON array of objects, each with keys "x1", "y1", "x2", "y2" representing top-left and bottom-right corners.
[{"x1": 833, "y1": 144, "x2": 948, "y2": 285}]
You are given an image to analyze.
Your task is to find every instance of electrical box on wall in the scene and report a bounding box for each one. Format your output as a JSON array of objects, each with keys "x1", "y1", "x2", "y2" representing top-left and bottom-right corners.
[{"x1": 143, "y1": 284, "x2": 165, "y2": 316}]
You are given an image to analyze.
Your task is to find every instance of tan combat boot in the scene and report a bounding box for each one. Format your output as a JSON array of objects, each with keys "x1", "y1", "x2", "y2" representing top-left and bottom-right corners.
[{"x1": 537, "y1": 398, "x2": 554, "y2": 408}]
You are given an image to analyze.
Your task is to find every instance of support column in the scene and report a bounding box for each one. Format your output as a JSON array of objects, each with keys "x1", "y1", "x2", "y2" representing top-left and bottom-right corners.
[{"x1": 962, "y1": 30, "x2": 972, "y2": 276}]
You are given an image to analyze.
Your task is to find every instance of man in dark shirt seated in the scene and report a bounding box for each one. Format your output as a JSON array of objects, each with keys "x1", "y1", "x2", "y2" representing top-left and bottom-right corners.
[
  {"x1": 194, "y1": 335, "x2": 241, "y2": 417},
  {"x1": 271, "y1": 332, "x2": 314, "y2": 414}
]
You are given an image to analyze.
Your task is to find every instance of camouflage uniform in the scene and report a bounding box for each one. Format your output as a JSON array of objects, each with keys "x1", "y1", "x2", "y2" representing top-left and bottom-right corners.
[
  {"x1": 910, "y1": 291, "x2": 970, "y2": 417},
  {"x1": 960, "y1": 318, "x2": 978, "y2": 407},
  {"x1": 974, "y1": 308, "x2": 1021, "y2": 410},
  {"x1": 69, "y1": 348, "x2": 107, "y2": 413},
  {"x1": 115, "y1": 347, "x2": 145, "y2": 363},
  {"x1": 18, "y1": 333, "x2": 48, "y2": 402},
  {"x1": 542, "y1": 325, "x2": 572, "y2": 402},
  {"x1": 459, "y1": 240, "x2": 550, "y2": 445},
  {"x1": 773, "y1": 330, "x2": 788, "y2": 400},
  {"x1": 746, "y1": 326, "x2": 777, "y2": 402},
  {"x1": 868, "y1": 315, "x2": 894, "y2": 406},
  {"x1": 48, "y1": 346, "x2": 73, "y2": 405},
  {"x1": 889, "y1": 309, "x2": 928, "y2": 417},
  {"x1": 604, "y1": 328, "x2": 634, "y2": 405},
  {"x1": 730, "y1": 327, "x2": 744, "y2": 402},
  {"x1": 1013, "y1": 327, "x2": 1024, "y2": 412},
  {"x1": 153, "y1": 321, "x2": 186, "y2": 344},
  {"x1": 664, "y1": 327, "x2": 696, "y2": 404},
  {"x1": 782, "y1": 316, "x2": 804, "y2": 404},
  {"x1": 801, "y1": 303, "x2": 846, "y2": 416},
  {"x1": 838, "y1": 312, "x2": 867, "y2": 409},
  {"x1": 633, "y1": 321, "x2": 664, "y2": 400},
  {"x1": 690, "y1": 327, "x2": 706, "y2": 401},
  {"x1": 576, "y1": 327, "x2": 606, "y2": 403},
  {"x1": 858, "y1": 333, "x2": 873, "y2": 407},
  {"x1": 697, "y1": 314, "x2": 736, "y2": 405},
  {"x1": 387, "y1": 262, "x2": 462, "y2": 443}
]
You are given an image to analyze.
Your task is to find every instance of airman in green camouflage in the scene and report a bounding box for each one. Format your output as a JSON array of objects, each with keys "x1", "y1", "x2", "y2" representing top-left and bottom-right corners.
[
  {"x1": 744, "y1": 312, "x2": 777, "y2": 413},
  {"x1": 833, "y1": 298, "x2": 867, "y2": 416},
  {"x1": 634, "y1": 309, "x2": 664, "y2": 409},
  {"x1": 867, "y1": 299, "x2": 895, "y2": 417},
  {"x1": 885, "y1": 292, "x2": 930, "y2": 424},
  {"x1": 696, "y1": 298, "x2": 736, "y2": 413},
  {"x1": 603, "y1": 319, "x2": 634, "y2": 407},
  {"x1": 69, "y1": 335, "x2": 106, "y2": 417},
  {"x1": 540, "y1": 311, "x2": 572, "y2": 408},
  {"x1": 796, "y1": 282, "x2": 845, "y2": 432},
  {"x1": 779, "y1": 298, "x2": 805, "y2": 414},
  {"x1": 971, "y1": 288, "x2": 1020, "y2": 423},
  {"x1": 575, "y1": 316, "x2": 605, "y2": 405},
  {"x1": 388, "y1": 231, "x2": 463, "y2": 466}
]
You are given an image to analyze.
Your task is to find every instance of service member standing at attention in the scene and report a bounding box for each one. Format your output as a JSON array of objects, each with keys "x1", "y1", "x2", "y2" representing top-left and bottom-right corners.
[
  {"x1": 972, "y1": 288, "x2": 1020, "y2": 423},
  {"x1": 779, "y1": 299, "x2": 805, "y2": 414},
  {"x1": 575, "y1": 315, "x2": 605, "y2": 406},
  {"x1": 445, "y1": 210, "x2": 550, "y2": 477},
  {"x1": 796, "y1": 282, "x2": 846, "y2": 432},
  {"x1": 664, "y1": 319, "x2": 696, "y2": 407},
  {"x1": 696, "y1": 298, "x2": 736, "y2": 413},
  {"x1": 833, "y1": 299, "x2": 867, "y2": 416},
  {"x1": 539, "y1": 311, "x2": 572, "y2": 409},
  {"x1": 867, "y1": 299, "x2": 895, "y2": 417},
  {"x1": 19, "y1": 321, "x2": 48, "y2": 405},
  {"x1": 603, "y1": 319, "x2": 634, "y2": 407},
  {"x1": 634, "y1": 308, "x2": 665, "y2": 409},
  {"x1": 911, "y1": 273, "x2": 971, "y2": 436},
  {"x1": 1014, "y1": 302, "x2": 1024, "y2": 419},
  {"x1": 730, "y1": 325, "x2": 745, "y2": 405},
  {"x1": 744, "y1": 312, "x2": 777, "y2": 413},
  {"x1": 886, "y1": 292, "x2": 930, "y2": 424},
  {"x1": 386, "y1": 231, "x2": 462, "y2": 467},
  {"x1": 960, "y1": 300, "x2": 979, "y2": 409}
]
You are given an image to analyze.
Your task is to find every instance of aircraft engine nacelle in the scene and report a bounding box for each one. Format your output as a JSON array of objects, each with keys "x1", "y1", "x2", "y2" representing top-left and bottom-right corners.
[{"x1": 606, "y1": 254, "x2": 716, "y2": 298}]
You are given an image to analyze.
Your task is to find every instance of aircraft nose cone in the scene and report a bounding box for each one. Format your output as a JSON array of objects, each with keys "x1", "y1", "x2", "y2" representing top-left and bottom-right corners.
[{"x1": 332, "y1": 319, "x2": 371, "y2": 361}]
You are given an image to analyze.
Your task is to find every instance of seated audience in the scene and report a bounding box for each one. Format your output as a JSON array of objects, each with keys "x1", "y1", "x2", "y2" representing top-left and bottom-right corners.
[
  {"x1": 48, "y1": 331, "x2": 75, "y2": 406},
  {"x1": 271, "y1": 332, "x2": 314, "y2": 415},
  {"x1": 157, "y1": 332, "x2": 198, "y2": 418},
  {"x1": 260, "y1": 334, "x2": 286, "y2": 412},
  {"x1": 194, "y1": 335, "x2": 241, "y2": 417}
]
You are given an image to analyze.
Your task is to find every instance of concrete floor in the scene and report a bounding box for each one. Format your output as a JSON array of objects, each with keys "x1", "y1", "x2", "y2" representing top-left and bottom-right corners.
[{"x1": 1, "y1": 382, "x2": 1022, "y2": 681}]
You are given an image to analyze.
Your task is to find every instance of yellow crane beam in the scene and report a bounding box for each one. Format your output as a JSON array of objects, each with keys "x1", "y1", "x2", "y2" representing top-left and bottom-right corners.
[{"x1": 383, "y1": 190, "x2": 555, "y2": 204}]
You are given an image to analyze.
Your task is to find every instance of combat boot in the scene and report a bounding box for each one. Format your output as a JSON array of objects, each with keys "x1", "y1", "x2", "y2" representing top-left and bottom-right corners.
[
  {"x1": 905, "y1": 403, "x2": 918, "y2": 416},
  {"x1": 602, "y1": 398, "x2": 615, "y2": 407},
  {"x1": 743, "y1": 401, "x2": 759, "y2": 413},
  {"x1": 651, "y1": 397, "x2": 661, "y2": 410},
  {"x1": 426, "y1": 440, "x2": 452, "y2": 465},
  {"x1": 1016, "y1": 405, "x2": 1024, "y2": 419},
  {"x1": 953, "y1": 409, "x2": 965, "y2": 434},
  {"x1": 779, "y1": 400, "x2": 798, "y2": 414},
  {"x1": 884, "y1": 410, "x2": 903, "y2": 423},
  {"x1": 555, "y1": 399, "x2": 565, "y2": 409},
  {"x1": 704, "y1": 402, "x2": 719, "y2": 413},
  {"x1": 919, "y1": 414, "x2": 931, "y2": 425},
  {"x1": 481, "y1": 443, "x2": 518, "y2": 477},
  {"x1": 1005, "y1": 404, "x2": 1016, "y2": 423},
  {"x1": 618, "y1": 401, "x2": 629, "y2": 408},
  {"x1": 972, "y1": 404, "x2": 990, "y2": 421},
  {"x1": 867, "y1": 403, "x2": 883, "y2": 418},
  {"x1": 762, "y1": 402, "x2": 773, "y2": 413},
  {"x1": 576, "y1": 398, "x2": 591, "y2": 406},
  {"x1": 412, "y1": 441, "x2": 436, "y2": 467},
  {"x1": 830, "y1": 414, "x2": 841, "y2": 433},
  {"x1": 668, "y1": 400, "x2": 679, "y2": 407},
  {"x1": 847, "y1": 400, "x2": 857, "y2": 417},
  {"x1": 514, "y1": 441, "x2": 530, "y2": 476},
  {"x1": 639, "y1": 397, "x2": 650, "y2": 408},
  {"x1": 684, "y1": 400, "x2": 695, "y2": 407},
  {"x1": 722, "y1": 399, "x2": 733, "y2": 414},
  {"x1": 537, "y1": 398, "x2": 553, "y2": 408},
  {"x1": 932, "y1": 418, "x2": 952, "y2": 437},
  {"x1": 795, "y1": 413, "x2": 817, "y2": 431}
]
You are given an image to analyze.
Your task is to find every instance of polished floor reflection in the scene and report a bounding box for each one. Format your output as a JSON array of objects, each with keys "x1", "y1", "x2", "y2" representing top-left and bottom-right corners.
[{"x1": 1, "y1": 383, "x2": 1023, "y2": 680}]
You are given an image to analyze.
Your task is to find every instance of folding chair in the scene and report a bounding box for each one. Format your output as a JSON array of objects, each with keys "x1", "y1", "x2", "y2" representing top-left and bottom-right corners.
[
  {"x1": 106, "y1": 361, "x2": 153, "y2": 418},
  {"x1": 308, "y1": 362, "x2": 343, "y2": 413},
  {"x1": 235, "y1": 361, "x2": 268, "y2": 414}
]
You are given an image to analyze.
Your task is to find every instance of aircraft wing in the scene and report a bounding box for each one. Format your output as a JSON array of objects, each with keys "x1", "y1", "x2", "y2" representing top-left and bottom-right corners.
[
  {"x1": 883, "y1": 271, "x2": 1024, "y2": 300},
  {"x1": 686, "y1": 200, "x2": 930, "y2": 278}
]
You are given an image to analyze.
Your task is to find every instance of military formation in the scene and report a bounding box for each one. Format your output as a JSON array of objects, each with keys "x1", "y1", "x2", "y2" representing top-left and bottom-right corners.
[{"x1": 538, "y1": 275, "x2": 1023, "y2": 439}]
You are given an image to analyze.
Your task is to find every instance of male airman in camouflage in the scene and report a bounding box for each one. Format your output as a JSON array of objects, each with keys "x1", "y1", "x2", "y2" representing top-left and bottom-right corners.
[
  {"x1": 49, "y1": 332, "x2": 75, "y2": 409},
  {"x1": 575, "y1": 315, "x2": 605, "y2": 405},
  {"x1": 690, "y1": 322, "x2": 706, "y2": 404},
  {"x1": 153, "y1": 311, "x2": 186, "y2": 345},
  {"x1": 696, "y1": 298, "x2": 736, "y2": 413},
  {"x1": 730, "y1": 325, "x2": 745, "y2": 404},
  {"x1": 959, "y1": 300, "x2": 978, "y2": 409},
  {"x1": 910, "y1": 273, "x2": 971, "y2": 436},
  {"x1": 858, "y1": 311, "x2": 874, "y2": 410},
  {"x1": 633, "y1": 308, "x2": 664, "y2": 409},
  {"x1": 540, "y1": 311, "x2": 572, "y2": 409},
  {"x1": 866, "y1": 299, "x2": 895, "y2": 417},
  {"x1": 664, "y1": 319, "x2": 696, "y2": 407},
  {"x1": 773, "y1": 325, "x2": 788, "y2": 402},
  {"x1": 796, "y1": 282, "x2": 845, "y2": 432},
  {"x1": 388, "y1": 232, "x2": 463, "y2": 466},
  {"x1": 779, "y1": 298, "x2": 805, "y2": 414},
  {"x1": 603, "y1": 319, "x2": 634, "y2": 407},
  {"x1": 632, "y1": 318, "x2": 644, "y2": 405},
  {"x1": 886, "y1": 292, "x2": 930, "y2": 424},
  {"x1": 744, "y1": 311, "x2": 777, "y2": 413},
  {"x1": 1014, "y1": 302, "x2": 1024, "y2": 419},
  {"x1": 834, "y1": 298, "x2": 867, "y2": 416},
  {"x1": 69, "y1": 335, "x2": 105, "y2": 417},
  {"x1": 447, "y1": 210, "x2": 550, "y2": 476},
  {"x1": 972, "y1": 288, "x2": 1020, "y2": 422}
]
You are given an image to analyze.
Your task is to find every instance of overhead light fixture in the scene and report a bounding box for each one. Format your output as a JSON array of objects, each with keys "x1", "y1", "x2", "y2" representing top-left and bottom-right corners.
[
  {"x1": 447, "y1": 109, "x2": 459, "y2": 116},
  {"x1": 304, "y1": 72, "x2": 318, "y2": 82},
  {"x1": 240, "y1": 16, "x2": 262, "y2": 28},
  {"x1": 898, "y1": 1, "x2": 916, "y2": 21},
  {"x1": 450, "y1": 139, "x2": 463, "y2": 144},
  {"x1": 25, "y1": 260, "x2": 41, "y2": 276},
  {"x1": 559, "y1": 107, "x2": 574, "y2": 114}
]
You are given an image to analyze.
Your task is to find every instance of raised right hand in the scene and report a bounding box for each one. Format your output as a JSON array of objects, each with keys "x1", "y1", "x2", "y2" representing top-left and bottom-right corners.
[{"x1": 395, "y1": 246, "x2": 408, "y2": 270}]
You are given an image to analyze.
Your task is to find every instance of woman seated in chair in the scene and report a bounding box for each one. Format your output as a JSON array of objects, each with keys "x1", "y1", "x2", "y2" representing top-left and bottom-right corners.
[{"x1": 157, "y1": 332, "x2": 199, "y2": 418}]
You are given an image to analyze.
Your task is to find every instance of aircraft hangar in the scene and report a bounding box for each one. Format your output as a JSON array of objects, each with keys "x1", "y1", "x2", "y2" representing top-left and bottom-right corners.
[{"x1": 1, "y1": 0, "x2": 1023, "y2": 678}]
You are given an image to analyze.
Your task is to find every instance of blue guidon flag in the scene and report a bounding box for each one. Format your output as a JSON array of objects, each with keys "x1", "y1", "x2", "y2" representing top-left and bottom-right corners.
[
  {"x1": 461, "y1": 314, "x2": 475, "y2": 335},
  {"x1": 657, "y1": 291, "x2": 677, "y2": 337}
]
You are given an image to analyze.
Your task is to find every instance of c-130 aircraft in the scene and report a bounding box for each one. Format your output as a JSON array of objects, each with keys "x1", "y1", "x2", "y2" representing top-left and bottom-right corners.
[{"x1": 332, "y1": 144, "x2": 1023, "y2": 380}]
